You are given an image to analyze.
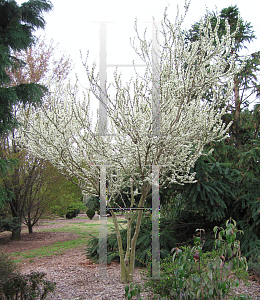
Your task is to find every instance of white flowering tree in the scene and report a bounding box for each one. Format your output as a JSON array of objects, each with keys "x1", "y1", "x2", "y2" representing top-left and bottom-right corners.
[{"x1": 18, "y1": 5, "x2": 244, "y2": 283}]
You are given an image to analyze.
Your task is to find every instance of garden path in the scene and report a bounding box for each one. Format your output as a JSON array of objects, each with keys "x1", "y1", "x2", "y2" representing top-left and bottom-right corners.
[{"x1": 0, "y1": 215, "x2": 260, "y2": 299}]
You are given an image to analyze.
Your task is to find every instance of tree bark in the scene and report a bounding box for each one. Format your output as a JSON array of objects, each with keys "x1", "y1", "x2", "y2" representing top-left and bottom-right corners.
[
  {"x1": 11, "y1": 228, "x2": 21, "y2": 240},
  {"x1": 9, "y1": 197, "x2": 21, "y2": 240},
  {"x1": 11, "y1": 219, "x2": 21, "y2": 240},
  {"x1": 28, "y1": 221, "x2": 33, "y2": 233},
  {"x1": 233, "y1": 76, "x2": 243, "y2": 150},
  {"x1": 111, "y1": 183, "x2": 149, "y2": 284}
]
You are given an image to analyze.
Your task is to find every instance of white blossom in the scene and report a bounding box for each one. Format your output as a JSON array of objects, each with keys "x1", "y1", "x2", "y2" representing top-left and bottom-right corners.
[
  {"x1": 18, "y1": 6, "x2": 244, "y2": 204},
  {"x1": 16, "y1": 5, "x2": 248, "y2": 283}
]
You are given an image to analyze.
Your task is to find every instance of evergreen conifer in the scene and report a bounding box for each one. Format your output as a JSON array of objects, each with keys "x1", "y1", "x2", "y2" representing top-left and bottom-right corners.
[{"x1": 0, "y1": 0, "x2": 52, "y2": 235}]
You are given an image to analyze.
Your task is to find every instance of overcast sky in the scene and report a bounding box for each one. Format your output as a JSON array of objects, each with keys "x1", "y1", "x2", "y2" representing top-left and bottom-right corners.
[{"x1": 17, "y1": 0, "x2": 260, "y2": 114}]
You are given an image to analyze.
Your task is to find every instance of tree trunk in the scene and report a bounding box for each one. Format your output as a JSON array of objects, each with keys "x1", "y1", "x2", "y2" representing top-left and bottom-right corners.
[
  {"x1": 111, "y1": 185, "x2": 149, "y2": 284},
  {"x1": 27, "y1": 212, "x2": 33, "y2": 233},
  {"x1": 10, "y1": 200, "x2": 21, "y2": 240},
  {"x1": 128, "y1": 207, "x2": 144, "y2": 283},
  {"x1": 28, "y1": 221, "x2": 33, "y2": 233},
  {"x1": 233, "y1": 76, "x2": 243, "y2": 150},
  {"x1": 11, "y1": 226, "x2": 21, "y2": 240}
]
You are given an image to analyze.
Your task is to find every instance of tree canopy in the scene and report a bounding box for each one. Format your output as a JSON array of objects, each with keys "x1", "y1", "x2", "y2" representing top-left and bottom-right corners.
[
  {"x1": 0, "y1": 0, "x2": 53, "y2": 134},
  {"x1": 18, "y1": 4, "x2": 245, "y2": 283}
]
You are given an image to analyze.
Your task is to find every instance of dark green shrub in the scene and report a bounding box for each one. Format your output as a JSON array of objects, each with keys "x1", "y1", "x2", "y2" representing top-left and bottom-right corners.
[
  {"x1": 52, "y1": 202, "x2": 86, "y2": 219},
  {"x1": 86, "y1": 209, "x2": 95, "y2": 220},
  {"x1": 248, "y1": 252, "x2": 260, "y2": 277},
  {"x1": 0, "y1": 271, "x2": 55, "y2": 300},
  {"x1": 85, "y1": 195, "x2": 99, "y2": 212},
  {"x1": 0, "y1": 218, "x2": 21, "y2": 234},
  {"x1": 65, "y1": 202, "x2": 85, "y2": 219},
  {"x1": 66, "y1": 208, "x2": 79, "y2": 219},
  {"x1": 0, "y1": 252, "x2": 17, "y2": 281}
]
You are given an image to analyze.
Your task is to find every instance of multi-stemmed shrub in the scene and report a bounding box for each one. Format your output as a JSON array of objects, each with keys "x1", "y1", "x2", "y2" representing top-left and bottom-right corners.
[{"x1": 86, "y1": 215, "x2": 177, "y2": 267}]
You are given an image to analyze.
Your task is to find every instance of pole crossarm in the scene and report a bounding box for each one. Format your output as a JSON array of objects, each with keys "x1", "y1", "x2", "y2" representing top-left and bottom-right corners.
[{"x1": 107, "y1": 207, "x2": 156, "y2": 210}]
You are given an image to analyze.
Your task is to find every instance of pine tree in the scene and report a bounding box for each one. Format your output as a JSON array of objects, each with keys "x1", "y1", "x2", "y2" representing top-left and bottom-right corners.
[
  {"x1": 0, "y1": 0, "x2": 53, "y2": 134},
  {"x1": 0, "y1": 0, "x2": 52, "y2": 235},
  {"x1": 0, "y1": 36, "x2": 73, "y2": 239}
]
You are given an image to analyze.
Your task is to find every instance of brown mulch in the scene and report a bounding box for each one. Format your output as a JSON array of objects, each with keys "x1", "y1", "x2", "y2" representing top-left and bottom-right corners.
[
  {"x1": 0, "y1": 215, "x2": 152, "y2": 299},
  {"x1": 1, "y1": 215, "x2": 260, "y2": 299}
]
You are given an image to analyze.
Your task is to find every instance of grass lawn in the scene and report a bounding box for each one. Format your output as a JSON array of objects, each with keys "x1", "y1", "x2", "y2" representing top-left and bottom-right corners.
[
  {"x1": 9, "y1": 215, "x2": 127, "y2": 263},
  {"x1": 10, "y1": 238, "x2": 85, "y2": 261}
]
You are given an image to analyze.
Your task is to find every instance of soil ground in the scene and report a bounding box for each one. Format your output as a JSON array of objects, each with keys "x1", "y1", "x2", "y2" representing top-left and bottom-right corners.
[
  {"x1": 0, "y1": 214, "x2": 152, "y2": 299},
  {"x1": 1, "y1": 214, "x2": 260, "y2": 299}
]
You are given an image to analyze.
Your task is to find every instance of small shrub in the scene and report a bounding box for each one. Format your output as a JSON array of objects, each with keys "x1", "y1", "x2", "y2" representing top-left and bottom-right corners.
[
  {"x1": 0, "y1": 252, "x2": 17, "y2": 281},
  {"x1": 143, "y1": 218, "x2": 251, "y2": 300},
  {"x1": 0, "y1": 271, "x2": 56, "y2": 300},
  {"x1": 52, "y1": 202, "x2": 86, "y2": 219},
  {"x1": 86, "y1": 209, "x2": 95, "y2": 220},
  {"x1": 125, "y1": 283, "x2": 142, "y2": 300},
  {"x1": 248, "y1": 252, "x2": 260, "y2": 277},
  {"x1": 66, "y1": 208, "x2": 80, "y2": 219},
  {"x1": 0, "y1": 218, "x2": 21, "y2": 234},
  {"x1": 66, "y1": 202, "x2": 85, "y2": 219}
]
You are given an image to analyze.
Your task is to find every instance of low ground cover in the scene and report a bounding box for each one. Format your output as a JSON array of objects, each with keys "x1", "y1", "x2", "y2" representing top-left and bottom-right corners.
[
  {"x1": 9, "y1": 238, "x2": 85, "y2": 262},
  {"x1": 1, "y1": 214, "x2": 126, "y2": 264},
  {"x1": 1, "y1": 215, "x2": 259, "y2": 299}
]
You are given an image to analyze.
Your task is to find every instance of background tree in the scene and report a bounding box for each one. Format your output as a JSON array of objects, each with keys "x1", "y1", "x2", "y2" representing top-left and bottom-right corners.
[
  {"x1": 0, "y1": 0, "x2": 53, "y2": 133},
  {"x1": 0, "y1": 146, "x2": 83, "y2": 234},
  {"x1": 19, "y1": 5, "x2": 244, "y2": 283},
  {"x1": 6, "y1": 36, "x2": 73, "y2": 85},
  {"x1": 1, "y1": 147, "x2": 49, "y2": 234},
  {"x1": 47, "y1": 167, "x2": 84, "y2": 219},
  {"x1": 0, "y1": 36, "x2": 73, "y2": 239},
  {"x1": 0, "y1": 0, "x2": 52, "y2": 237},
  {"x1": 0, "y1": 0, "x2": 52, "y2": 218},
  {"x1": 162, "y1": 5, "x2": 260, "y2": 257}
]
